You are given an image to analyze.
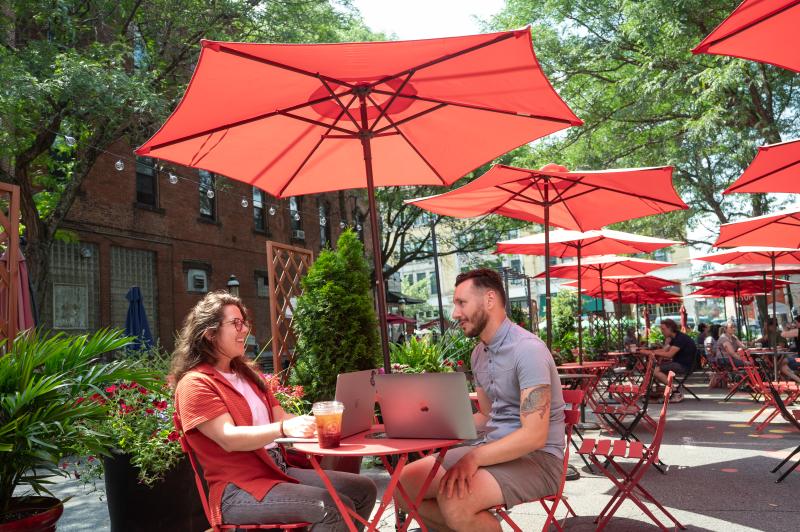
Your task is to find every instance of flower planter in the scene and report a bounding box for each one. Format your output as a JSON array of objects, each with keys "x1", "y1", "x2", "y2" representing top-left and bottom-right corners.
[
  {"x1": 0, "y1": 496, "x2": 63, "y2": 532},
  {"x1": 104, "y1": 451, "x2": 209, "y2": 532}
]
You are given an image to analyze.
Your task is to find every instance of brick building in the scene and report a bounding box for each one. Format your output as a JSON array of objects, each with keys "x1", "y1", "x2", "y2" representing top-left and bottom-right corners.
[{"x1": 44, "y1": 140, "x2": 368, "y2": 352}]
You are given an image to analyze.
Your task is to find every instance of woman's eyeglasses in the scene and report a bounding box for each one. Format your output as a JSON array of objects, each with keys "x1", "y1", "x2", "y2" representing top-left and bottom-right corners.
[{"x1": 219, "y1": 318, "x2": 252, "y2": 333}]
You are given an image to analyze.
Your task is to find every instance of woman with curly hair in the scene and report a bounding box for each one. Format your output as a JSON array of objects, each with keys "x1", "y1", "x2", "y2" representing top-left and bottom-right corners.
[{"x1": 172, "y1": 290, "x2": 376, "y2": 531}]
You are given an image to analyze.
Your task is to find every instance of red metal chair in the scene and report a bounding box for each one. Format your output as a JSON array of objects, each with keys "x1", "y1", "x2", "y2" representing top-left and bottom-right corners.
[
  {"x1": 577, "y1": 372, "x2": 685, "y2": 531},
  {"x1": 740, "y1": 354, "x2": 800, "y2": 432},
  {"x1": 173, "y1": 413, "x2": 310, "y2": 532},
  {"x1": 767, "y1": 382, "x2": 800, "y2": 483},
  {"x1": 493, "y1": 389, "x2": 583, "y2": 532},
  {"x1": 595, "y1": 354, "x2": 658, "y2": 436}
]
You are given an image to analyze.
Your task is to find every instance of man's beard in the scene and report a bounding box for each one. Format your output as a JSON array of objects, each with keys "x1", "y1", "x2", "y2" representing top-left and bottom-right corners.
[{"x1": 462, "y1": 308, "x2": 489, "y2": 338}]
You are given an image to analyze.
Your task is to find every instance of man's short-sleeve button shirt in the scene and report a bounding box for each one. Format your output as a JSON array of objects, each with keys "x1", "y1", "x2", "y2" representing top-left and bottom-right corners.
[{"x1": 471, "y1": 319, "x2": 566, "y2": 459}]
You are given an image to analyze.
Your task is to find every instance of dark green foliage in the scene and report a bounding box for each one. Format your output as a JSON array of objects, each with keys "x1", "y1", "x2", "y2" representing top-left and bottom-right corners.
[{"x1": 292, "y1": 230, "x2": 380, "y2": 403}]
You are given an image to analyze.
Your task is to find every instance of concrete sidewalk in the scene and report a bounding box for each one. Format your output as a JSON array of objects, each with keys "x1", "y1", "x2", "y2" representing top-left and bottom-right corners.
[{"x1": 40, "y1": 377, "x2": 800, "y2": 530}]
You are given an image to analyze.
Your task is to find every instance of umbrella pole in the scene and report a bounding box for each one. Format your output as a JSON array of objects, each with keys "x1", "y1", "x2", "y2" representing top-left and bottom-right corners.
[
  {"x1": 599, "y1": 269, "x2": 608, "y2": 352},
  {"x1": 636, "y1": 294, "x2": 641, "y2": 344},
  {"x1": 358, "y1": 96, "x2": 391, "y2": 373},
  {"x1": 430, "y1": 218, "x2": 447, "y2": 335},
  {"x1": 576, "y1": 244, "x2": 583, "y2": 364},
  {"x1": 617, "y1": 283, "x2": 623, "y2": 351},
  {"x1": 544, "y1": 185, "x2": 553, "y2": 351},
  {"x1": 771, "y1": 255, "x2": 778, "y2": 355}
]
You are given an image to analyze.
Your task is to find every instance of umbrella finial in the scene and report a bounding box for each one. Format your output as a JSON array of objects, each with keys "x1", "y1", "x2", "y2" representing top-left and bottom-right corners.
[{"x1": 539, "y1": 163, "x2": 569, "y2": 173}]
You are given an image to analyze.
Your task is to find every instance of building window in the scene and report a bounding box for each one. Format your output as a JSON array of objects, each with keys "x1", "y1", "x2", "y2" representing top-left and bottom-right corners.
[
  {"x1": 429, "y1": 271, "x2": 438, "y2": 295},
  {"x1": 199, "y1": 170, "x2": 216, "y2": 220},
  {"x1": 253, "y1": 187, "x2": 268, "y2": 233},
  {"x1": 318, "y1": 200, "x2": 331, "y2": 248},
  {"x1": 255, "y1": 272, "x2": 269, "y2": 298},
  {"x1": 110, "y1": 246, "x2": 158, "y2": 341},
  {"x1": 289, "y1": 197, "x2": 304, "y2": 240},
  {"x1": 135, "y1": 157, "x2": 158, "y2": 207},
  {"x1": 653, "y1": 248, "x2": 669, "y2": 262}
]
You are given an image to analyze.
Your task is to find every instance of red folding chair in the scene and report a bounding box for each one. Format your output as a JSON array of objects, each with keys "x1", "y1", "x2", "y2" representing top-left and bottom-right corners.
[
  {"x1": 767, "y1": 382, "x2": 800, "y2": 483},
  {"x1": 493, "y1": 389, "x2": 583, "y2": 532},
  {"x1": 577, "y1": 372, "x2": 685, "y2": 531},
  {"x1": 596, "y1": 354, "x2": 658, "y2": 435},
  {"x1": 741, "y1": 354, "x2": 800, "y2": 432},
  {"x1": 173, "y1": 413, "x2": 310, "y2": 532}
]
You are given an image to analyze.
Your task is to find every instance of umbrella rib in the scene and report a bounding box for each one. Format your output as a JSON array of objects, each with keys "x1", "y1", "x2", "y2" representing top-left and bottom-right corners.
[
  {"x1": 549, "y1": 173, "x2": 686, "y2": 210},
  {"x1": 366, "y1": 31, "x2": 519, "y2": 90},
  {"x1": 370, "y1": 89, "x2": 576, "y2": 125},
  {"x1": 717, "y1": 214, "x2": 800, "y2": 246},
  {"x1": 277, "y1": 110, "x2": 357, "y2": 136},
  {"x1": 695, "y1": 0, "x2": 800, "y2": 52},
  {"x1": 320, "y1": 78, "x2": 361, "y2": 130},
  {"x1": 372, "y1": 96, "x2": 448, "y2": 185},
  {"x1": 145, "y1": 92, "x2": 354, "y2": 152},
  {"x1": 369, "y1": 71, "x2": 415, "y2": 131},
  {"x1": 547, "y1": 175, "x2": 588, "y2": 230},
  {"x1": 372, "y1": 102, "x2": 448, "y2": 135},
  {"x1": 214, "y1": 43, "x2": 354, "y2": 88},
  {"x1": 727, "y1": 158, "x2": 800, "y2": 193},
  {"x1": 276, "y1": 96, "x2": 356, "y2": 197}
]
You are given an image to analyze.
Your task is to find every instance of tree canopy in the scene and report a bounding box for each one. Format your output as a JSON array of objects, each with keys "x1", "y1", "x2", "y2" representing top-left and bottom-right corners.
[{"x1": 488, "y1": 0, "x2": 800, "y2": 245}]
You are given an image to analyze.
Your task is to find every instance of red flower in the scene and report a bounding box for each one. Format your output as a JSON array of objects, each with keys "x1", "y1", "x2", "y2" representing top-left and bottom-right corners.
[
  {"x1": 74, "y1": 397, "x2": 85, "y2": 406},
  {"x1": 88, "y1": 456, "x2": 96, "y2": 462},
  {"x1": 138, "y1": 386, "x2": 148, "y2": 395},
  {"x1": 153, "y1": 400, "x2": 168, "y2": 411},
  {"x1": 167, "y1": 431, "x2": 180, "y2": 442},
  {"x1": 119, "y1": 401, "x2": 134, "y2": 414},
  {"x1": 60, "y1": 462, "x2": 68, "y2": 469},
  {"x1": 90, "y1": 393, "x2": 106, "y2": 405},
  {"x1": 105, "y1": 385, "x2": 117, "y2": 395},
  {"x1": 457, "y1": 360, "x2": 464, "y2": 367},
  {"x1": 145, "y1": 408, "x2": 155, "y2": 415}
]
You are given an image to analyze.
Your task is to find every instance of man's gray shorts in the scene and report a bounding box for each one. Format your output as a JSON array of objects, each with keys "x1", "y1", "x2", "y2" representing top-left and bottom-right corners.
[{"x1": 441, "y1": 445, "x2": 562, "y2": 508}]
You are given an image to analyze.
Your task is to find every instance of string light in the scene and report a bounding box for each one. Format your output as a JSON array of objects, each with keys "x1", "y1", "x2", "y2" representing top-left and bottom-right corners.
[
  {"x1": 168, "y1": 172, "x2": 178, "y2": 184},
  {"x1": 240, "y1": 197, "x2": 249, "y2": 208},
  {"x1": 115, "y1": 160, "x2": 125, "y2": 171},
  {"x1": 206, "y1": 189, "x2": 215, "y2": 199},
  {"x1": 293, "y1": 212, "x2": 300, "y2": 221},
  {"x1": 356, "y1": 224, "x2": 362, "y2": 231},
  {"x1": 320, "y1": 217, "x2": 327, "y2": 226},
  {"x1": 339, "y1": 221, "x2": 346, "y2": 229},
  {"x1": 64, "y1": 135, "x2": 77, "y2": 146},
  {"x1": 268, "y1": 206, "x2": 276, "y2": 216}
]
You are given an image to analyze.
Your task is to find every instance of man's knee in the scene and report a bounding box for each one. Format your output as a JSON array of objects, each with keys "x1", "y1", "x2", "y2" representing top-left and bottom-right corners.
[{"x1": 398, "y1": 456, "x2": 439, "y2": 508}]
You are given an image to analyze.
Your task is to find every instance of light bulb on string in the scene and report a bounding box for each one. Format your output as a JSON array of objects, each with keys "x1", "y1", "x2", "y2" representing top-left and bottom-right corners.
[
  {"x1": 241, "y1": 198, "x2": 249, "y2": 208},
  {"x1": 64, "y1": 135, "x2": 77, "y2": 146},
  {"x1": 168, "y1": 173, "x2": 178, "y2": 184},
  {"x1": 293, "y1": 212, "x2": 300, "y2": 221},
  {"x1": 339, "y1": 221, "x2": 346, "y2": 229},
  {"x1": 115, "y1": 160, "x2": 125, "y2": 171},
  {"x1": 356, "y1": 224, "x2": 362, "y2": 231},
  {"x1": 268, "y1": 206, "x2": 276, "y2": 216},
  {"x1": 320, "y1": 217, "x2": 327, "y2": 227},
  {"x1": 206, "y1": 189, "x2": 215, "y2": 199}
]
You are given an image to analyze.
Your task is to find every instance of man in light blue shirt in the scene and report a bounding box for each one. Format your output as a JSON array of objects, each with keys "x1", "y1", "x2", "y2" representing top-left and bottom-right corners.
[{"x1": 398, "y1": 268, "x2": 565, "y2": 532}]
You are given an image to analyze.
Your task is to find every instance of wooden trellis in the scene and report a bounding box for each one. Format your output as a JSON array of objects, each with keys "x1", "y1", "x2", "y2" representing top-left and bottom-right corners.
[
  {"x1": 266, "y1": 241, "x2": 313, "y2": 381},
  {"x1": 0, "y1": 182, "x2": 21, "y2": 352}
]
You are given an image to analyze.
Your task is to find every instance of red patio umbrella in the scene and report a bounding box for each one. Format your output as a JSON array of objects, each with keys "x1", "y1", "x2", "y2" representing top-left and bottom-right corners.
[
  {"x1": 713, "y1": 217, "x2": 800, "y2": 326},
  {"x1": 693, "y1": 0, "x2": 800, "y2": 72},
  {"x1": 386, "y1": 313, "x2": 416, "y2": 325},
  {"x1": 496, "y1": 229, "x2": 680, "y2": 360},
  {"x1": 537, "y1": 255, "x2": 674, "y2": 349},
  {"x1": 699, "y1": 263, "x2": 800, "y2": 278},
  {"x1": 408, "y1": 165, "x2": 686, "y2": 347},
  {"x1": 724, "y1": 138, "x2": 800, "y2": 194},
  {"x1": 0, "y1": 250, "x2": 36, "y2": 336},
  {"x1": 135, "y1": 29, "x2": 582, "y2": 371}
]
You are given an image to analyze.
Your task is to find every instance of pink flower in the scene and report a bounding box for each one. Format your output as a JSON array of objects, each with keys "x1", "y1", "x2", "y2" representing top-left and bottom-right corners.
[
  {"x1": 105, "y1": 385, "x2": 117, "y2": 395},
  {"x1": 88, "y1": 456, "x2": 95, "y2": 462}
]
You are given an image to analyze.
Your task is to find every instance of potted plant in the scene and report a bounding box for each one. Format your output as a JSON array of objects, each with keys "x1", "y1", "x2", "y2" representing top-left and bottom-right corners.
[{"x1": 0, "y1": 329, "x2": 155, "y2": 531}]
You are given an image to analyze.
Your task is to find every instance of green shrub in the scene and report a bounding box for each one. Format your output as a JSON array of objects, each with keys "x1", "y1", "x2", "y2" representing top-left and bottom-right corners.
[
  {"x1": 291, "y1": 230, "x2": 380, "y2": 403},
  {"x1": 648, "y1": 326, "x2": 665, "y2": 346},
  {"x1": 389, "y1": 336, "x2": 449, "y2": 373},
  {"x1": 440, "y1": 327, "x2": 478, "y2": 370}
]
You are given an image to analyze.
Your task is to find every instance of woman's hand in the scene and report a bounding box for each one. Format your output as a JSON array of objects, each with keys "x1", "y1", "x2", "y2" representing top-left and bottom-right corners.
[{"x1": 282, "y1": 415, "x2": 316, "y2": 438}]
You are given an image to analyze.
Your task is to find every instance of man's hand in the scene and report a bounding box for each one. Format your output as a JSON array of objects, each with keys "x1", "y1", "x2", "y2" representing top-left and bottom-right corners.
[
  {"x1": 283, "y1": 415, "x2": 316, "y2": 438},
  {"x1": 439, "y1": 451, "x2": 479, "y2": 499}
]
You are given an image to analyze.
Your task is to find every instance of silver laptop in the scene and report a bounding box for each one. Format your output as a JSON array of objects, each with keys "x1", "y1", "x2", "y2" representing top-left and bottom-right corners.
[
  {"x1": 375, "y1": 373, "x2": 477, "y2": 439},
  {"x1": 335, "y1": 369, "x2": 378, "y2": 438}
]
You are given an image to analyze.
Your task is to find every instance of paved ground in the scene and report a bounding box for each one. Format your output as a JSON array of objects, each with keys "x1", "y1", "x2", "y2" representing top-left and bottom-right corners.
[{"x1": 31, "y1": 377, "x2": 800, "y2": 531}]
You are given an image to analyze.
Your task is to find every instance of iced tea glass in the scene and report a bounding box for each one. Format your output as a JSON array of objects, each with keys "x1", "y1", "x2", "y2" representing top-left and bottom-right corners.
[{"x1": 312, "y1": 401, "x2": 344, "y2": 449}]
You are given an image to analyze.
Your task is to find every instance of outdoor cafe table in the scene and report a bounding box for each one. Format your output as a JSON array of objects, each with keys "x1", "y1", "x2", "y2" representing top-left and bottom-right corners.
[
  {"x1": 557, "y1": 361, "x2": 615, "y2": 411},
  {"x1": 749, "y1": 349, "x2": 795, "y2": 381},
  {"x1": 292, "y1": 425, "x2": 460, "y2": 532}
]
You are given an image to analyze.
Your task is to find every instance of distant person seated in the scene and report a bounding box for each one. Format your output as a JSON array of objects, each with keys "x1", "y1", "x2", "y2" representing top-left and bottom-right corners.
[
  {"x1": 397, "y1": 269, "x2": 565, "y2": 532},
  {"x1": 717, "y1": 322, "x2": 750, "y2": 369},
  {"x1": 396, "y1": 333, "x2": 406, "y2": 344},
  {"x1": 623, "y1": 328, "x2": 638, "y2": 349},
  {"x1": 760, "y1": 317, "x2": 800, "y2": 384},
  {"x1": 781, "y1": 315, "x2": 800, "y2": 372},
  {"x1": 696, "y1": 323, "x2": 708, "y2": 352},
  {"x1": 704, "y1": 324, "x2": 721, "y2": 365},
  {"x1": 640, "y1": 319, "x2": 696, "y2": 402}
]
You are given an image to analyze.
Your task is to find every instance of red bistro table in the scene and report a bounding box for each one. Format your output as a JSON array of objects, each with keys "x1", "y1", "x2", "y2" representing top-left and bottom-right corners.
[
  {"x1": 292, "y1": 425, "x2": 461, "y2": 532},
  {"x1": 558, "y1": 361, "x2": 615, "y2": 411}
]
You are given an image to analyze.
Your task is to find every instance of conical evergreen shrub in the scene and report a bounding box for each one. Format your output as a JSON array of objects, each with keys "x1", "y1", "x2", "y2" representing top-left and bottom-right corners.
[{"x1": 292, "y1": 229, "x2": 380, "y2": 402}]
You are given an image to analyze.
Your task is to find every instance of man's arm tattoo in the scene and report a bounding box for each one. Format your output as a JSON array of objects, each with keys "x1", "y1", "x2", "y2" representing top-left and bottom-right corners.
[{"x1": 520, "y1": 384, "x2": 551, "y2": 420}]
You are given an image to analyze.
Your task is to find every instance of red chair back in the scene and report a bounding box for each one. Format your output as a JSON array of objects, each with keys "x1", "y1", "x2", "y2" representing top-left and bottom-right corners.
[
  {"x1": 552, "y1": 390, "x2": 583, "y2": 503},
  {"x1": 647, "y1": 372, "x2": 675, "y2": 462},
  {"x1": 173, "y1": 412, "x2": 218, "y2": 529}
]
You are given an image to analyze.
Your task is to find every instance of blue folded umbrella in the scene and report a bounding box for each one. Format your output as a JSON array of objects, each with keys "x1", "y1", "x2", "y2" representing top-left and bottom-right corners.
[{"x1": 124, "y1": 287, "x2": 154, "y2": 351}]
